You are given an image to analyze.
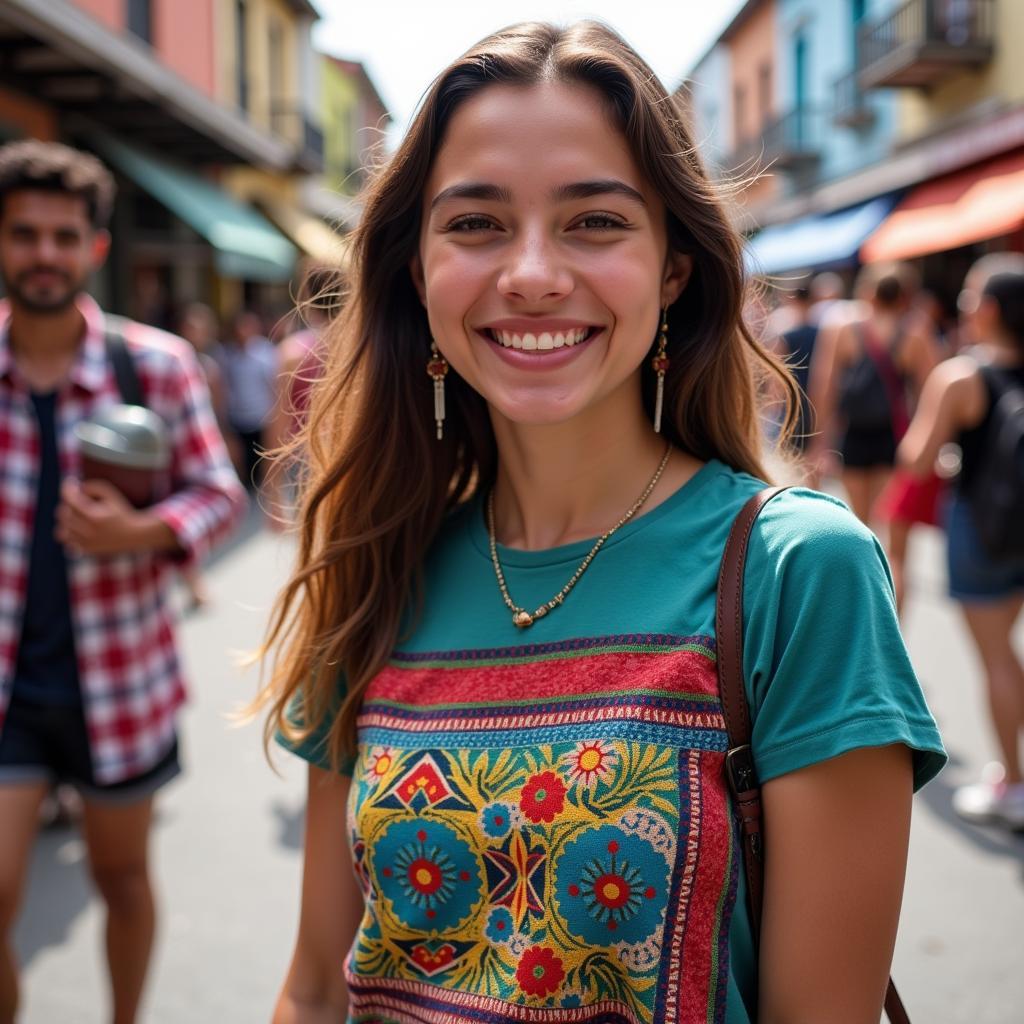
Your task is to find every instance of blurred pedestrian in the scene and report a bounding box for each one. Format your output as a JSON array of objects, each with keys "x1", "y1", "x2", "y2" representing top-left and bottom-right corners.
[
  {"x1": 263, "y1": 261, "x2": 346, "y2": 527},
  {"x1": 773, "y1": 278, "x2": 818, "y2": 455},
  {"x1": 899, "y1": 256, "x2": 1024, "y2": 829},
  {"x1": 177, "y1": 302, "x2": 235, "y2": 608},
  {"x1": 256, "y1": 23, "x2": 943, "y2": 1024},
  {"x1": 0, "y1": 140, "x2": 246, "y2": 1024},
  {"x1": 807, "y1": 262, "x2": 940, "y2": 527},
  {"x1": 218, "y1": 309, "x2": 277, "y2": 491},
  {"x1": 808, "y1": 270, "x2": 845, "y2": 326}
]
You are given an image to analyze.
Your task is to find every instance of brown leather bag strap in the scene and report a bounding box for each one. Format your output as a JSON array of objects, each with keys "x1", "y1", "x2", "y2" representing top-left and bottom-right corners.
[
  {"x1": 716, "y1": 486, "x2": 911, "y2": 1024},
  {"x1": 716, "y1": 486, "x2": 785, "y2": 933}
]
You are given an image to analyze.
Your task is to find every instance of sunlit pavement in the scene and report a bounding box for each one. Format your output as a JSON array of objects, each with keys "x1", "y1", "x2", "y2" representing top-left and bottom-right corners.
[{"x1": 13, "y1": 514, "x2": 1024, "y2": 1023}]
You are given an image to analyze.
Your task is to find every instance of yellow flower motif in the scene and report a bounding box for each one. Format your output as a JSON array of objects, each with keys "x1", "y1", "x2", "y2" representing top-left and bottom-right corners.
[
  {"x1": 561, "y1": 739, "x2": 619, "y2": 791},
  {"x1": 365, "y1": 747, "x2": 395, "y2": 786}
]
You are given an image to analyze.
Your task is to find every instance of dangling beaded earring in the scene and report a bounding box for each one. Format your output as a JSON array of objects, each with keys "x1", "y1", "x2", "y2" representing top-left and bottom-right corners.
[
  {"x1": 426, "y1": 341, "x2": 449, "y2": 440},
  {"x1": 651, "y1": 306, "x2": 670, "y2": 434}
]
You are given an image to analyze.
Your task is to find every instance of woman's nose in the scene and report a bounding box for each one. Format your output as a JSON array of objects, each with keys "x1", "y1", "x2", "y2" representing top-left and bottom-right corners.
[{"x1": 496, "y1": 231, "x2": 573, "y2": 303}]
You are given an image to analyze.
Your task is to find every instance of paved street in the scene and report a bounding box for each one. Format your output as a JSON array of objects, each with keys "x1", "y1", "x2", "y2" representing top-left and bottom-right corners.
[{"x1": 13, "y1": 514, "x2": 1024, "y2": 1024}]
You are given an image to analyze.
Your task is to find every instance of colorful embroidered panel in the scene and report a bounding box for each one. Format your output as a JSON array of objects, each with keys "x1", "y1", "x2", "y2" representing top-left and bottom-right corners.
[{"x1": 346, "y1": 636, "x2": 739, "y2": 1024}]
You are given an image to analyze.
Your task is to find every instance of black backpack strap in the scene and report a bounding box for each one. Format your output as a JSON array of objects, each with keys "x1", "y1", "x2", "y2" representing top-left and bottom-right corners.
[{"x1": 103, "y1": 314, "x2": 145, "y2": 408}]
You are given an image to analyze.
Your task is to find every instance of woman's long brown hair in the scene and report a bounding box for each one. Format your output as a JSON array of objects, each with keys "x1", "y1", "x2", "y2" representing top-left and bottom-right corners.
[{"x1": 255, "y1": 21, "x2": 798, "y2": 767}]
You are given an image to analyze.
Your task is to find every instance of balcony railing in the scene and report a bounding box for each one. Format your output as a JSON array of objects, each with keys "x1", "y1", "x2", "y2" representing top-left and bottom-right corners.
[
  {"x1": 833, "y1": 69, "x2": 876, "y2": 129},
  {"x1": 858, "y1": 0, "x2": 995, "y2": 89},
  {"x1": 761, "y1": 107, "x2": 821, "y2": 171},
  {"x1": 270, "y1": 104, "x2": 325, "y2": 172},
  {"x1": 728, "y1": 108, "x2": 821, "y2": 175}
]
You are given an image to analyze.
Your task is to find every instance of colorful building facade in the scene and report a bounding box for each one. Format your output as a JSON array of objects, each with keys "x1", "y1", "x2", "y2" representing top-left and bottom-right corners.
[
  {"x1": 0, "y1": 0, "x2": 335, "y2": 324},
  {"x1": 303, "y1": 54, "x2": 392, "y2": 232},
  {"x1": 683, "y1": 0, "x2": 1024, "y2": 287}
]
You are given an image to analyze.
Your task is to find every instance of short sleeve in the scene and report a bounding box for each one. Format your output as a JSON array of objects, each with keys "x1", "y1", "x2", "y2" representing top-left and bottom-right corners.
[
  {"x1": 742, "y1": 489, "x2": 946, "y2": 791},
  {"x1": 274, "y1": 678, "x2": 356, "y2": 776}
]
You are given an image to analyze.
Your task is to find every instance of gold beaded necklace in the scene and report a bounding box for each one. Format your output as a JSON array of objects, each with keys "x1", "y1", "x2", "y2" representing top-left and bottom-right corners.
[{"x1": 487, "y1": 443, "x2": 672, "y2": 628}]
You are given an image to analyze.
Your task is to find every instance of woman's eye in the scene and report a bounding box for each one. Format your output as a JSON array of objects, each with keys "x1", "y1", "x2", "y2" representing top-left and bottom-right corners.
[
  {"x1": 445, "y1": 215, "x2": 499, "y2": 232},
  {"x1": 573, "y1": 212, "x2": 628, "y2": 231}
]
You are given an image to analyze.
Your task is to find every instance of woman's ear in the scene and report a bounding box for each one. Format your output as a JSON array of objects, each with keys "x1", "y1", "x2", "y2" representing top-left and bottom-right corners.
[
  {"x1": 661, "y1": 252, "x2": 693, "y2": 307},
  {"x1": 409, "y1": 253, "x2": 428, "y2": 307}
]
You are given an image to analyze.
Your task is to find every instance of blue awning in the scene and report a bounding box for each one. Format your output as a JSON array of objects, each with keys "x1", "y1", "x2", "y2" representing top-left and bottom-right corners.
[
  {"x1": 94, "y1": 136, "x2": 298, "y2": 283},
  {"x1": 745, "y1": 195, "x2": 900, "y2": 277}
]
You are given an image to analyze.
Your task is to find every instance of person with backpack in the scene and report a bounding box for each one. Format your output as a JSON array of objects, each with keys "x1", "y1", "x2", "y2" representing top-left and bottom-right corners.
[
  {"x1": 255, "y1": 24, "x2": 944, "y2": 1024},
  {"x1": 0, "y1": 140, "x2": 246, "y2": 1023},
  {"x1": 807, "y1": 262, "x2": 940, "y2": 524},
  {"x1": 899, "y1": 257, "x2": 1024, "y2": 830}
]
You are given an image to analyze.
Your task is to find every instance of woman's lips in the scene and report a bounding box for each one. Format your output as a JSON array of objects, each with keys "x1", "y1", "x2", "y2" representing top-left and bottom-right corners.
[
  {"x1": 476, "y1": 327, "x2": 602, "y2": 368},
  {"x1": 480, "y1": 325, "x2": 601, "y2": 352}
]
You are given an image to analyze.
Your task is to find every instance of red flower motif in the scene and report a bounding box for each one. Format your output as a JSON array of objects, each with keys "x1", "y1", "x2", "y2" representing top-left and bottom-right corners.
[
  {"x1": 519, "y1": 770, "x2": 567, "y2": 823},
  {"x1": 515, "y1": 945, "x2": 565, "y2": 997}
]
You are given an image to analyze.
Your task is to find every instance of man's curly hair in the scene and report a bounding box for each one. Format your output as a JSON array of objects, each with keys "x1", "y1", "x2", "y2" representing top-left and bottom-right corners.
[{"x1": 0, "y1": 139, "x2": 115, "y2": 229}]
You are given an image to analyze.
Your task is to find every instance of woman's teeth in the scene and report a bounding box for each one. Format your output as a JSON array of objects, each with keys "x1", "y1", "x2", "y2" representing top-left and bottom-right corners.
[{"x1": 491, "y1": 327, "x2": 590, "y2": 350}]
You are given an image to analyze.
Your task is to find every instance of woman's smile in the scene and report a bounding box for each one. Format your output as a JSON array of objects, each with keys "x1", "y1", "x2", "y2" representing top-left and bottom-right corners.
[{"x1": 475, "y1": 318, "x2": 605, "y2": 370}]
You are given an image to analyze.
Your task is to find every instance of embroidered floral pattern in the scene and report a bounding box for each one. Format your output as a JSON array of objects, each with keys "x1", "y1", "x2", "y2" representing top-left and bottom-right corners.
[
  {"x1": 554, "y1": 826, "x2": 669, "y2": 945},
  {"x1": 374, "y1": 819, "x2": 482, "y2": 931},
  {"x1": 479, "y1": 801, "x2": 514, "y2": 839},
  {"x1": 515, "y1": 945, "x2": 565, "y2": 997},
  {"x1": 561, "y1": 739, "x2": 619, "y2": 792},
  {"x1": 484, "y1": 906, "x2": 514, "y2": 944},
  {"x1": 519, "y1": 770, "x2": 567, "y2": 823}
]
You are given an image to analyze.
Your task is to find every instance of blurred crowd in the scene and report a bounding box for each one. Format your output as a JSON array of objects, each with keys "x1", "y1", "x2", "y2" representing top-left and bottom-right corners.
[{"x1": 758, "y1": 254, "x2": 1024, "y2": 831}]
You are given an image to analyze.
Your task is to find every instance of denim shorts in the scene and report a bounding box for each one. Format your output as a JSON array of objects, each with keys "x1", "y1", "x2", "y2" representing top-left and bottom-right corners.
[
  {"x1": 946, "y1": 493, "x2": 1024, "y2": 603},
  {"x1": 0, "y1": 691, "x2": 181, "y2": 803}
]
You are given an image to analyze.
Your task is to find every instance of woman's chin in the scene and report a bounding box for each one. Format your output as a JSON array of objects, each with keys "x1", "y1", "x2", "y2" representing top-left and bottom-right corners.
[{"x1": 486, "y1": 393, "x2": 592, "y2": 429}]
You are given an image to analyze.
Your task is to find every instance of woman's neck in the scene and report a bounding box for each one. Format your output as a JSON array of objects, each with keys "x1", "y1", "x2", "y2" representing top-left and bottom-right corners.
[{"x1": 489, "y1": 386, "x2": 702, "y2": 551}]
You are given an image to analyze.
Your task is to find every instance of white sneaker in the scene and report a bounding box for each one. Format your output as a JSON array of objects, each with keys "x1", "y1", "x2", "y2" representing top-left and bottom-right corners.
[{"x1": 952, "y1": 764, "x2": 1024, "y2": 830}]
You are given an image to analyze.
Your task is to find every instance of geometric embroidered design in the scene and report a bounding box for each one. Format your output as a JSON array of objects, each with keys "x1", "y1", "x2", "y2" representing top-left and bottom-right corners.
[
  {"x1": 484, "y1": 830, "x2": 545, "y2": 931},
  {"x1": 394, "y1": 753, "x2": 452, "y2": 808},
  {"x1": 394, "y1": 938, "x2": 477, "y2": 978}
]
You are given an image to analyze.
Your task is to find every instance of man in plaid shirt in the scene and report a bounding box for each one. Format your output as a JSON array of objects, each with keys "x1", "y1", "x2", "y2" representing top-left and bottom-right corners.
[{"x1": 0, "y1": 141, "x2": 246, "y2": 1023}]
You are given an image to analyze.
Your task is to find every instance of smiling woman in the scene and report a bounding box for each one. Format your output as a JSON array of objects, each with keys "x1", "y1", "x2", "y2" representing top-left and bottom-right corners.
[{"x1": 256, "y1": 20, "x2": 945, "y2": 1024}]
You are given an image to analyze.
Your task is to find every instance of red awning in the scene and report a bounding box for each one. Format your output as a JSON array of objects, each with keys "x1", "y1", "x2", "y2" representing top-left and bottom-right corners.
[{"x1": 861, "y1": 150, "x2": 1024, "y2": 262}]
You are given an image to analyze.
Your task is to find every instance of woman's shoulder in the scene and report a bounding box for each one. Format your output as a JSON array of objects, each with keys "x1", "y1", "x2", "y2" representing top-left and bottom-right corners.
[
  {"x1": 725, "y1": 480, "x2": 883, "y2": 582},
  {"x1": 688, "y1": 463, "x2": 878, "y2": 574},
  {"x1": 756, "y1": 486, "x2": 878, "y2": 562}
]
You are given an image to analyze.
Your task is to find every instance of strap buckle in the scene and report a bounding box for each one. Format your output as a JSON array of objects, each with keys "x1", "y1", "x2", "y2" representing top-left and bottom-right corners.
[{"x1": 725, "y1": 744, "x2": 758, "y2": 796}]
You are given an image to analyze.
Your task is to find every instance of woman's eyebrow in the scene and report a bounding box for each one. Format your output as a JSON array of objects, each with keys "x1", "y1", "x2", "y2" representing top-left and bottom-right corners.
[
  {"x1": 430, "y1": 182, "x2": 513, "y2": 209},
  {"x1": 552, "y1": 179, "x2": 646, "y2": 205},
  {"x1": 429, "y1": 179, "x2": 646, "y2": 210}
]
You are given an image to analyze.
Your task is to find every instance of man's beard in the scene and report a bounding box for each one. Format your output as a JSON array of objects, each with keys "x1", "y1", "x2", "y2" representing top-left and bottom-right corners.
[{"x1": 4, "y1": 267, "x2": 85, "y2": 314}]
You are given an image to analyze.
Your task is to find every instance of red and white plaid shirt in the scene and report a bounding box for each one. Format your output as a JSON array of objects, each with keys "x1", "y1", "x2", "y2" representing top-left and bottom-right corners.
[{"x1": 0, "y1": 296, "x2": 247, "y2": 783}]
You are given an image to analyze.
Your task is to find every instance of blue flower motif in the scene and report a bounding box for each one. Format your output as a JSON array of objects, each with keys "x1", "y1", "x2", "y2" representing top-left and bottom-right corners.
[
  {"x1": 561, "y1": 994, "x2": 582, "y2": 1008},
  {"x1": 484, "y1": 906, "x2": 515, "y2": 943},
  {"x1": 373, "y1": 819, "x2": 483, "y2": 932},
  {"x1": 480, "y1": 802, "x2": 514, "y2": 839},
  {"x1": 553, "y1": 825, "x2": 668, "y2": 946}
]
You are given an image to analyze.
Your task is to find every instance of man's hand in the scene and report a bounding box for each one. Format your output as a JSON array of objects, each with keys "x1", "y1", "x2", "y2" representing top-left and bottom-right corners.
[{"x1": 56, "y1": 479, "x2": 181, "y2": 557}]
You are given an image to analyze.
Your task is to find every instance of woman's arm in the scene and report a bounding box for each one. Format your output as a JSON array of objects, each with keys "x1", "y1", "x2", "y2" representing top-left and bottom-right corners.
[
  {"x1": 757, "y1": 744, "x2": 913, "y2": 1024},
  {"x1": 896, "y1": 357, "x2": 987, "y2": 478},
  {"x1": 273, "y1": 765, "x2": 363, "y2": 1024}
]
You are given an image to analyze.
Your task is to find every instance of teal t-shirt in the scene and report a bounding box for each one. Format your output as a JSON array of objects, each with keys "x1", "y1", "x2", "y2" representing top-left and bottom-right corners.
[{"x1": 282, "y1": 459, "x2": 945, "y2": 1024}]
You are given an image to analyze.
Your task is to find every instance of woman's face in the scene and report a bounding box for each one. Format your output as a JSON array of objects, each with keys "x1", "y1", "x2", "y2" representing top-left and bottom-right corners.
[{"x1": 413, "y1": 80, "x2": 691, "y2": 428}]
